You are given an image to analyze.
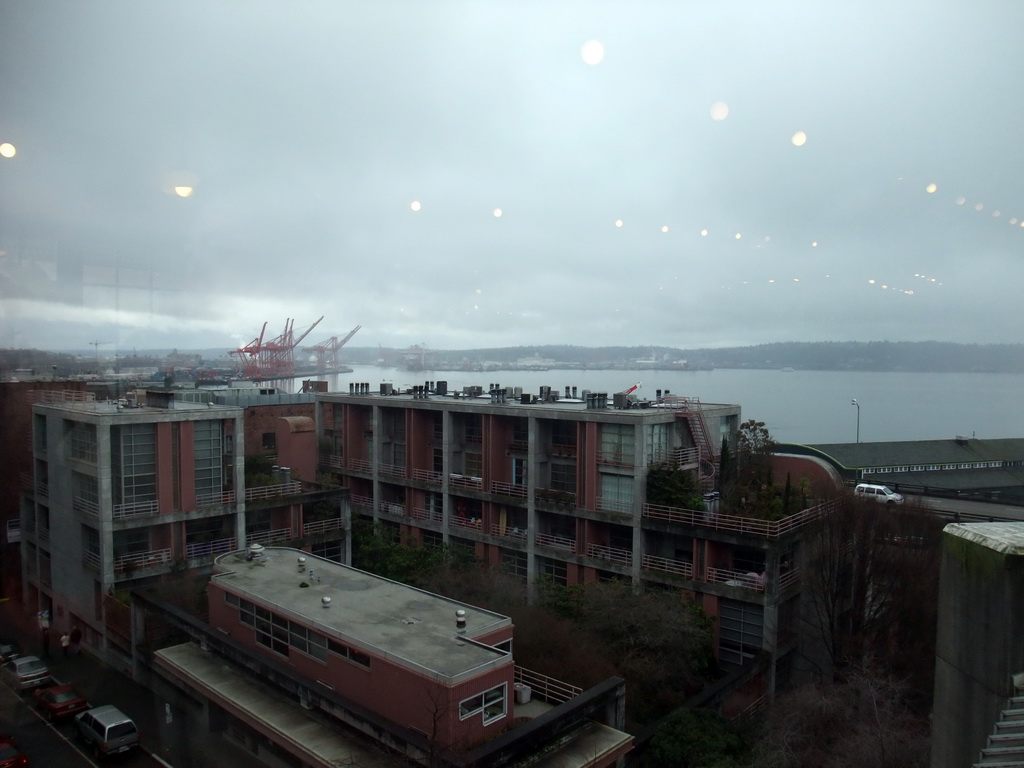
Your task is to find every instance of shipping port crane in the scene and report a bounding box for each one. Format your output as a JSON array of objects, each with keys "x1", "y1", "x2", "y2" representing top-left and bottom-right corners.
[
  {"x1": 305, "y1": 325, "x2": 361, "y2": 373},
  {"x1": 230, "y1": 317, "x2": 323, "y2": 382}
]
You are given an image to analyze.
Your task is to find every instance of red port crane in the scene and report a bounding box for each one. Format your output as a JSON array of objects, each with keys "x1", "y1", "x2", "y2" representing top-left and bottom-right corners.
[{"x1": 230, "y1": 317, "x2": 324, "y2": 382}]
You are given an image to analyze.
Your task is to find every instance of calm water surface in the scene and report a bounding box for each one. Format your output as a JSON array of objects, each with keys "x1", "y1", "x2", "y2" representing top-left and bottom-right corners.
[{"x1": 325, "y1": 366, "x2": 1024, "y2": 445}]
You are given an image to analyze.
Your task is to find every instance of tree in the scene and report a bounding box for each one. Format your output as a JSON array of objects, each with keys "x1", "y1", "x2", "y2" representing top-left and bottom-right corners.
[
  {"x1": 647, "y1": 464, "x2": 705, "y2": 510},
  {"x1": 736, "y1": 419, "x2": 775, "y2": 463},
  {"x1": 648, "y1": 708, "x2": 749, "y2": 768}
]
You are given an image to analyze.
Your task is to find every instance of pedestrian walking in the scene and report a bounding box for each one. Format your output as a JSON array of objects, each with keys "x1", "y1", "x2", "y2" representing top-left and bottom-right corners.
[
  {"x1": 69, "y1": 625, "x2": 82, "y2": 655},
  {"x1": 61, "y1": 632, "x2": 70, "y2": 656}
]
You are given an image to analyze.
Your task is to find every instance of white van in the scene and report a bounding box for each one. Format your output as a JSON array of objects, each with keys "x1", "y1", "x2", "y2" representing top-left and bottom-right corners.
[{"x1": 854, "y1": 483, "x2": 904, "y2": 505}]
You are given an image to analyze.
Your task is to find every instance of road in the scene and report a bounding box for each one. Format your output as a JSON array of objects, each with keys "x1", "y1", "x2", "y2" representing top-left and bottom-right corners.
[{"x1": 914, "y1": 494, "x2": 1024, "y2": 523}]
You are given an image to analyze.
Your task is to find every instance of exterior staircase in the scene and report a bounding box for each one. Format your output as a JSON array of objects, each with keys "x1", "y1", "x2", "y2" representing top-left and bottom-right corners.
[{"x1": 975, "y1": 696, "x2": 1024, "y2": 767}]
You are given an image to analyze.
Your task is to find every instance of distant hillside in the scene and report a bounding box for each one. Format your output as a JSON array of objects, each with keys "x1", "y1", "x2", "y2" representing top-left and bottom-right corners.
[{"x1": 344, "y1": 342, "x2": 1024, "y2": 373}]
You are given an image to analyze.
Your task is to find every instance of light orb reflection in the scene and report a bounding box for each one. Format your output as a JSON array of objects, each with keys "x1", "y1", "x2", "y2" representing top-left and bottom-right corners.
[
  {"x1": 581, "y1": 40, "x2": 605, "y2": 65},
  {"x1": 926, "y1": 183, "x2": 937, "y2": 194},
  {"x1": 791, "y1": 131, "x2": 807, "y2": 147},
  {"x1": 493, "y1": 208, "x2": 503, "y2": 218},
  {"x1": 0, "y1": 143, "x2": 15, "y2": 158},
  {"x1": 615, "y1": 219, "x2": 623, "y2": 228},
  {"x1": 710, "y1": 102, "x2": 729, "y2": 121},
  {"x1": 173, "y1": 186, "x2": 194, "y2": 198},
  {"x1": 410, "y1": 201, "x2": 421, "y2": 212}
]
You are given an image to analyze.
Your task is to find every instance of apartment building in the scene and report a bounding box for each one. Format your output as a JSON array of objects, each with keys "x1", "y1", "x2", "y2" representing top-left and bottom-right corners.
[
  {"x1": 314, "y1": 383, "x2": 813, "y2": 701},
  {"x1": 21, "y1": 390, "x2": 345, "y2": 666},
  {"x1": 147, "y1": 545, "x2": 631, "y2": 768}
]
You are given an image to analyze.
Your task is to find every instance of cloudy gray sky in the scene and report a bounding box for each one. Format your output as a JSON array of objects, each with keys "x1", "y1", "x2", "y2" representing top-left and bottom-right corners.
[{"x1": 2, "y1": 0, "x2": 1023, "y2": 353}]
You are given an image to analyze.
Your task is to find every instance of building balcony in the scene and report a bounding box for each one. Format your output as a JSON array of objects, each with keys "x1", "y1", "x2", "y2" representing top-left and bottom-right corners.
[
  {"x1": 535, "y1": 488, "x2": 577, "y2": 508},
  {"x1": 245, "y1": 527, "x2": 293, "y2": 547},
  {"x1": 506, "y1": 439, "x2": 529, "y2": 455},
  {"x1": 114, "y1": 547, "x2": 173, "y2": 574},
  {"x1": 596, "y1": 450, "x2": 634, "y2": 468},
  {"x1": 320, "y1": 454, "x2": 344, "y2": 470},
  {"x1": 113, "y1": 499, "x2": 160, "y2": 519},
  {"x1": 245, "y1": 482, "x2": 302, "y2": 503},
  {"x1": 412, "y1": 468, "x2": 442, "y2": 485},
  {"x1": 449, "y1": 474, "x2": 483, "y2": 491},
  {"x1": 20, "y1": 473, "x2": 47, "y2": 498},
  {"x1": 196, "y1": 490, "x2": 236, "y2": 509},
  {"x1": 778, "y1": 567, "x2": 801, "y2": 592},
  {"x1": 535, "y1": 532, "x2": 576, "y2": 553},
  {"x1": 641, "y1": 554, "x2": 693, "y2": 579},
  {"x1": 490, "y1": 481, "x2": 528, "y2": 500},
  {"x1": 348, "y1": 458, "x2": 372, "y2": 473},
  {"x1": 379, "y1": 501, "x2": 407, "y2": 518},
  {"x1": 186, "y1": 536, "x2": 237, "y2": 560},
  {"x1": 74, "y1": 497, "x2": 99, "y2": 518},
  {"x1": 451, "y1": 516, "x2": 482, "y2": 531},
  {"x1": 349, "y1": 494, "x2": 374, "y2": 515},
  {"x1": 514, "y1": 665, "x2": 582, "y2": 706},
  {"x1": 490, "y1": 523, "x2": 527, "y2": 541},
  {"x1": 596, "y1": 497, "x2": 633, "y2": 515},
  {"x1": 303, "y1": 518, "x2": 343, "y2": 536},
  {"x1": 705, "y1": 567, "x2": 765, "y2": 592},
  {"x1": 379, "y1": 463, "x2": 406, "y2": 479},
  {"x1": 82, "y1": 550, "x2": 100, "y2": 572},
  {"x1": 641, "y1": 498, "x2": 836, "y2": 539},
  {"x1": 548, "y1": 443, "x2": 577, "y2": 458},
  {"x1": 37, "y1": 527, "x2": 50, "y2": 543},
  {"x1": 411, "y1": 507, "x2": 443, "y2": 524},
  {"x1": 586, "y1": 543, "x2": 632, "y2": 567}
]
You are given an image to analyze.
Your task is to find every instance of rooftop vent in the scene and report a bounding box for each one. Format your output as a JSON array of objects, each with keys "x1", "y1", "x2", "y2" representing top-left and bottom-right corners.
[
  {"x1": 297, "y1": 556, "x2": 306, "y2": 572},
  {"x1": 456, "y1": 609, "x2": 467, "y2": 634},
  {"x1": 246, "y1": 543, "x2": 265, "y2": 561},
  {"x1": 321, "y1": 596, "x2": 332, "y2": 609}
]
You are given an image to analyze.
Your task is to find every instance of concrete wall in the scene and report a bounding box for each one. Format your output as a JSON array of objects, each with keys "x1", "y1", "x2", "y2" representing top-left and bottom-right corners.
[{"x1": 931, "y1": 523, "x2": 1024, "y2": 768}]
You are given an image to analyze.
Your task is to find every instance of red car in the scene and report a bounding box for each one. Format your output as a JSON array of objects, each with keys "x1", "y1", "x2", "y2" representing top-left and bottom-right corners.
[
  {"x1": 32, "y1": 684, "x2": 89, "y2": 721},
  {"x1": 0, "y1": 736, "x2": 28, "y2": 767}
]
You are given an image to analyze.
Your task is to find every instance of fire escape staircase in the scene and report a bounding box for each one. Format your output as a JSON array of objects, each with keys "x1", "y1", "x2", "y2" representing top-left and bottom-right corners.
[{"x1": 667, "y1": 396, "x2": 718, "y2": 490}]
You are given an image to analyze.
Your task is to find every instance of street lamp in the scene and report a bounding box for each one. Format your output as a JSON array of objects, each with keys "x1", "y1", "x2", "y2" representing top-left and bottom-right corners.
[{"x1": 851, "y1": 399, "x2": 860, "y2": 443}]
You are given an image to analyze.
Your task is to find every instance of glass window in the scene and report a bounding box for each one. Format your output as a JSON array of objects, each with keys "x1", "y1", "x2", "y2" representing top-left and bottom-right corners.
[{"x1": 460, "y1": 684, "x2": 507, "y2": 725}]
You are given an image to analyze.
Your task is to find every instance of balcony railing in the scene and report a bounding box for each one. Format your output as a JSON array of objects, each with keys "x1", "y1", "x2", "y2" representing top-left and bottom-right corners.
[
  {"x1": 412, "y1": 468, "x2": 442, "y2": 485},
  {"x1": 304, "y1": 518, "x2": 343, "y2": 536},
  {"x1": 113, "y1": 499, "x2": 159, "y2": 519},
  {"x1": 535, "y1": 488, "x2": 576, "y2": 507},
  {"x1": 451, "y1": 516, "x2": 482, "y2": 531},
  {"x1": 380, "y1": 502, "x2": 407, "y2": 518},
  {"x1": 586, "y1": 543, "x2": 632, "y2": 566},
  {"x1": 348, "y1": 458, "x2": 372, "y2": 473},
  {"x1": 535, "y1": 532, "x2": 576, "y2": 553},
  {"x1": 379, "y1": 463, "x2": 406, "y2": 479},
  {"x1": 490, "y1": 523, "x2": 527, "y2": 541},
  {"x1": 596, "y1": 497, "x2": 633, "y2": 515},
  {"x1": 412, "y1": 507, "x2": 443, "y2": 524},
  {"x1": 82, "y1": 550, "x2": 100, "y2": 571},
  {"x1": 549, "y1": 443, "x2": 577, "y2": 458},
  {"x1": 491, "y1": 481, "x2": 528, "y2": 498},
  {"x1": 514, "y1": 666, "x2": 582, "y2": 706},
  {"x1": 449, "y1": 474, "x2": 483, "y2": 491},
  {"x1": 507, "y1": 439, "x2": 529, "y2": 454},
  {"x1": 706, "y1": 567, "x2": 765, "y2": 592},
  {"x1": 778, "y1": 567, "x2": 801, "y2": 591},
  {"x1": 246, "y1": 527, "x2": 293, "y2": 546},
  {"x1": 641, "y1": 554, "x2": 693, "y2": 579},
  {"x1": 245, "y1": 481, "x2": 301, "y2": 502},
  {"x1": 186, "y1": 536, "x2": 237, "y2": 559},
  {"x1": 20, "y1": 473, "x2": 48, "y2": 498},
  {"x1": 196, "y1": 490, "x2": 236, "y2": 508},
  {"x1": 642, "y1": 499, "x2": 836, "y2": 539},
  {"x1": 37, "y1": 527, "x2": 50, "y2": 543},
  {"x1": 349, "y1": 494, "x2": 374, "y2": 514},
  {"x1": 596, "y1": 450, "x2": 633, "y2": 467},
  {"x1": 73, "y1": 497, "x2": 99, "y2": 518},
  {"x1": 114, "y1": 547, "x2": 172, "y2": 573},
  {"x1": 320, "y1": 454, "x2": 344, "y2": 469}
]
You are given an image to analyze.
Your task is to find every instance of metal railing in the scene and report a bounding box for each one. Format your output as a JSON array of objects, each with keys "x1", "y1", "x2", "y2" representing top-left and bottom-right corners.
[
  {"x1": 73, "y1": 497, "x2": 99, "y2": 518},
  {"x1": 586, "y1": 543, "x2": 632, "y2": 566},
  {"x1": 706, "y1": 567, "x2": 765, "y2": 592},
  {"x1": 514, "y1": 666, "x2": 582, "y2": 705},
  {"x1": 304, "y1": 518, "x2": 343, "y2": 536},
  {"x1": 490, "y1": 524, "x2": 527, "y2": 540},
  {"x1": 245, "y1": 481, "x2": 301, "y2": 502},
  {"x1": 114, "y1": 547, "x2": 172, "y2": 572},
  {"x1": 113, "y1": 499, "x2": 159, "y2": 519},
  {"x1": 379, "y1": 463, "x2": 406, "y2": 479},
  {"x1": 641, "y1": 554, "x2": 693, "y2": 579},
  {"x1": 20, "y1": 473, "x2": 48, "y2": 498},
  {"x1": 535, "y1": 532, "x2": 576, "y2": 553},
  {"x1": 642, "y1": 499, "x2": 836, "y2": 538},
  {"x1": 379, "y1": 502, "x2": 407, "y2": 518},
  {"x1": 349, "y1": 494, "x2": 374, "y2": 513},
  {"x1": 411, "y1": 507, "x2": 443, "y2": 524},
  {"x1": 412, "y1": 468, "x2": 442, "y2": 485},
  {"x1": 451, "y1": 516, "x2": 482, "y2": 531},
  {"x1": 246, "y1": 527, "x2": 293, "y2": 546},
  {"x1": 82, "y1": 550, "x2": 100, "y2": 571},
  {"x1": 491, "y1": 481, "x2": 528, "y2": 498},
  {"x1": 320, "y1": 454, "x2": 344, "y2": 469},
  {"x1": 185, "y1": 536, "x2": 236, "y2": 559},
  {"x1": 596, "y1": 450, "x2": 633, "y2": 467},
  {"x1": 348, "y1": 458, "x2": 372, "y2": 473},
  {"x1": 596, "y1": 497, "x2": 632, "y2": 515},
  {"x1": 449, "y1": 474, "x2": 483, "y2": 491},
  {"x1": 777, "y1": 567, "x2": 801, "y2": 591},
  {"x1": 196, "y1": 490, "x2": 236, "y2": 508}
]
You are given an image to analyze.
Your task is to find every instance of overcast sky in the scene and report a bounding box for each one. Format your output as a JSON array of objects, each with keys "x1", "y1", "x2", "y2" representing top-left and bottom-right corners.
[{"x1": 1, "y1": 1, "x2": 1023, "y2": 354}]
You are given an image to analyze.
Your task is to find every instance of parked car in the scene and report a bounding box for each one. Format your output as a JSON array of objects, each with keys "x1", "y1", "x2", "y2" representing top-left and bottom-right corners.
[
  {"x1": 0, "y1": 735, "x2": 28, "y2": 767},
  {"x1": 33, "y1": 684, "x2": 89, "y2": 721},
  {"x1": 0, "y1": 641, "x2": 21, "y2": 663},
  {"x1": 0, "y1": 656, "x2": 50, "y2": 691},
  {"x1": 854, "y1": 482, "x2": 904, "y2": 505},
  {"x1": 74, "y1": 705, "x2": 139, "y2": 758}
]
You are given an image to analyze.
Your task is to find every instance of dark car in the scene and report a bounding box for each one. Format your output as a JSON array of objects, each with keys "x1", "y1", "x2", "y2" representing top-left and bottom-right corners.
[
  {"x1": 0, "y1": 641, "x2": 21, "y2": 663},
  {"x1": 33, "y1": 684, "x2": 89, "y2": 721},
  {"x1": 0, "y1": 736, "x2": 28, "y2": 767}
]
